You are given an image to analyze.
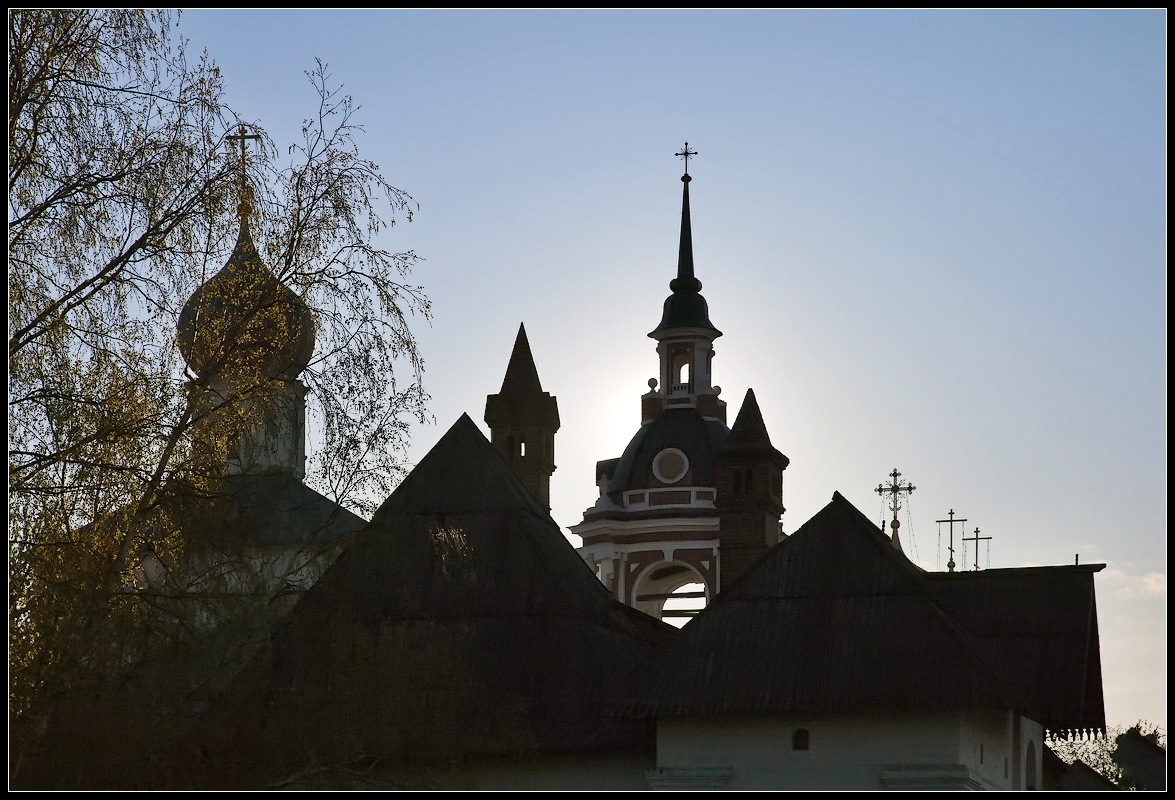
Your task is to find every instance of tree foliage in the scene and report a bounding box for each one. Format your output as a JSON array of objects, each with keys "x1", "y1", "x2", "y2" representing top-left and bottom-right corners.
[
  {"x1": 9, "y1": 7, "x2": 431, "y2": 731},
  {"x1": 1047, "y1": 721, "x2": 1167, "y2": 789}
]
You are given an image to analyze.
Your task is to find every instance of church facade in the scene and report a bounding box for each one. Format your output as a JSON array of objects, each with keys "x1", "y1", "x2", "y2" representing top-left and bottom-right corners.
[{"x1": 11, "y1": 153, "x2": 1108, "y2": 791}]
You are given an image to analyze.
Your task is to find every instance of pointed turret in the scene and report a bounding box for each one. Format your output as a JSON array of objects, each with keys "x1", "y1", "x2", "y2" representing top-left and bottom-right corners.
[
  {"x1": 715, "y1": 388, "x2": 789, "y2": 591},
  {"x1": 726, "y1": 387, "x2": 779, "y2": 451},
  {"x1": 484, "y1": 323, "x2": 560, "y2": 513},
  {"x1": 498, "y1": 322, "x2": 544, "y2": 395}
]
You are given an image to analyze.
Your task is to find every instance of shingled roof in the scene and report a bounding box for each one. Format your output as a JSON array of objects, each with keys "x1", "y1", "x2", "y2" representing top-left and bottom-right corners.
[
  {"x1": 165, "y1": 470, "x2": 368, "y2": 548},
  {"x1": 621, "y1": 491, "x2": 1105, "y2": 736},
  {"x1": 188, "y1": 414, "x2": 676, "y2": 785}
]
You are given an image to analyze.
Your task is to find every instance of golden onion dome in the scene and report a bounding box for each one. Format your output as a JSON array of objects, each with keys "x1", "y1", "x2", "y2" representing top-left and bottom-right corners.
[{"x1": 177, "y1": 209, "x2": 315, "y2": 381}]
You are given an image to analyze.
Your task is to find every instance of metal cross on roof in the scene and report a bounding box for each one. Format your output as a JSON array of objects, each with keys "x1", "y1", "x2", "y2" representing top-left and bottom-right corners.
[
  {"x1": 227, "y1": 124, "x2": 262, "y2": 175},
  {"x1": 876, "y1": 468, "x2": 915, "y2": 520},
  {"x1": 876, "y1": 468, "x2": 916, "y2": 552},
  {"x1": 226, "y1": 125, "x2": 262, "y2": 217},
  {"x1": 963, "y1": 526, "x2": 992, "y2": 571},
  {"x1": 936, "y1": 508, "x2": 968, "y2": 573},
  {"x1": 676, "y1": 142, "x2": 698, "y2": 175}
]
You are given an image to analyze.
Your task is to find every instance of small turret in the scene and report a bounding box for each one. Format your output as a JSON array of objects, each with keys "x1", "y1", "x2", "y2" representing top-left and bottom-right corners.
[
  {"x1": 484, "y1": 323, "x2": 560, "y2": 512},
  {"x1": 715, "y1": 388, "x2": 789, "y2": 590}
]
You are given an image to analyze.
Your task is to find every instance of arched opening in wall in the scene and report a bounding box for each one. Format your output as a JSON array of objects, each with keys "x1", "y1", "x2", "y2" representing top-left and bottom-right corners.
[
  {"x1": 670, "y1": 351, "x2": 691, "y2": 392},
  {"x1": 632, "y1": 561, "x2": 707, "y2": 627},
  {"x1": 661, "y1": 582, "x2": 706, "y2": 628}
]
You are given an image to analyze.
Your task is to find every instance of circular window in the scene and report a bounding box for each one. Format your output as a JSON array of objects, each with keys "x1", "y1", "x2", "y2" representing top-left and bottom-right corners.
[{"x1": 652, "y1": 448, "x2": 689, "y2": 484}]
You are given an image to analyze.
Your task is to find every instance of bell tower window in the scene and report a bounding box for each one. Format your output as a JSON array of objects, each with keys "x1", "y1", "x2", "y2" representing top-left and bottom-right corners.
[
  {"x1": 664, "y1": 341, "x2": 696, "y2": 394},
  {"x1": 670, "y1": 347, "x2": 692, "y2": 392}
]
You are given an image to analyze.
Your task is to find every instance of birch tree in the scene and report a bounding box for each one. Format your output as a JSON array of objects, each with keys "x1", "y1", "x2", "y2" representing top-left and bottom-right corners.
[{"x1": 9, "y1": 8, "x2": 431, "y2": 727}]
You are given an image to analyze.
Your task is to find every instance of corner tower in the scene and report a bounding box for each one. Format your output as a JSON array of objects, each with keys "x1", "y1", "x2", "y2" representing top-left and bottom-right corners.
[
  {"x1": 573, "y1": 145, "x2": 787, "y2": 623},
  {"x1": 715, "y1": 387, "x2": 789, "y2": 589},
  {"x1": 484, "y1": 323, "x2": 561, "y2": 513}
]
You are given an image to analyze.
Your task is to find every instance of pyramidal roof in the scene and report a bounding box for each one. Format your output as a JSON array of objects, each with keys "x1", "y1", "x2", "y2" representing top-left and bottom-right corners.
[
  {"x1": 192, "y1": 413, "x2": 675, "y2": 774},
  {"x1": 621, "y1": 491, "x2": 1105, "y2": 735},
  {"x1": 498, "y1": 322, "x2": 544, "y2": 395},
  {"x1": 723, "y1": 388, "x2": 789, "y2": 467},
  {"x1": 306, "y1": 411, "x2": 652, "y2": 624}
]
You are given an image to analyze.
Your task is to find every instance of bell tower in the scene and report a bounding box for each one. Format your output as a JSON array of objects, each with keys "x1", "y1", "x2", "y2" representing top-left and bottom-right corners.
[
  {"x1": 484, "y1": 322, "x2": 561, "y2": 513},
  {"x1": 574, "y1": 144, "x2": 791, "y2": 624}
]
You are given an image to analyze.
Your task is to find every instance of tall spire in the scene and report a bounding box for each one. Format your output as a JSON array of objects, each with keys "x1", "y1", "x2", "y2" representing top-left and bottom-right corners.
[
  {"x1": 651, "y1": 143, "x2": 718, "y2": 336},
  {"x1": 672, "y1": 143, "x2": 700, "y2": 294}
]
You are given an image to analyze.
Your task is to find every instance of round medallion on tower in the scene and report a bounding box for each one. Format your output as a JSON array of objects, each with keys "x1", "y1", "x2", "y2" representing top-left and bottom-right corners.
[{"x1": 652, "y1": 447, "x2": 690, "y2": 485}]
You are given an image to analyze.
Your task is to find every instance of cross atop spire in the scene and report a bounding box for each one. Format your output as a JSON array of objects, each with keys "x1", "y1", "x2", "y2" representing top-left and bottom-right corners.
[
  {"x1": 876, "y1": 468, "x2": 916, "y2": 552},
  {"x1": 651, "y1": 142, "x2": 718, "y2": 336},
  {"x1": 676, "y1": 142, "x2": 698, "y2": 176}
]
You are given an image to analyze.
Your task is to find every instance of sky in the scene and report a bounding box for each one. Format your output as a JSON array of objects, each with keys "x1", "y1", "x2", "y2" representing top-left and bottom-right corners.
[{"x1": 178, "y1": 9, "x2": 1166, "y2": 734}]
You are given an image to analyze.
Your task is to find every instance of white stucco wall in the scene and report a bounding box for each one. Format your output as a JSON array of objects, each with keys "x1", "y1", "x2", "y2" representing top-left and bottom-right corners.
[{"x1": 654, "y1": 711, "x2": 1030, "y2": 790}]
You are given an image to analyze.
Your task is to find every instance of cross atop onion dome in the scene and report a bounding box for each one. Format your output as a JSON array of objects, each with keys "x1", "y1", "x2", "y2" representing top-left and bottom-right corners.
[{"x1": 176, "y1": 133, "x2": 315, "y2": 382}]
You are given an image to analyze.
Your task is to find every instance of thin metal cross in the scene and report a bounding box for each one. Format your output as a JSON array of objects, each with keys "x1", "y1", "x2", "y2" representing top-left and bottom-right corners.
[
  {"x1": 676, "y1": 142, "x2": 698, "y2": 175},
  {"x1": 226, "y1": 125, "x2": 262, "y2": 217},
  {"x1": 963, "y1": 526, "x2": 992, "y2": 571},
  {"x1": 936, "y1": 508, "x2": 968, "y2": 573},
  {"x1": 227, "y1": 125, "x2": 262, "y2": 177}
]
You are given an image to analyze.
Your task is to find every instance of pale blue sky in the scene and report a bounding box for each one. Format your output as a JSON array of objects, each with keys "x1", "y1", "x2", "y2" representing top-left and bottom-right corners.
[{"x1": 179, "y1": 9, "x2": 1166, "y2": 733}]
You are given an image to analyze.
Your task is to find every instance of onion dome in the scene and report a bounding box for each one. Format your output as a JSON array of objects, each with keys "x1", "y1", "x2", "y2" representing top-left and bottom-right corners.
[{"x1": 177, "y1": 194, "x2": 315, "y2": 381}]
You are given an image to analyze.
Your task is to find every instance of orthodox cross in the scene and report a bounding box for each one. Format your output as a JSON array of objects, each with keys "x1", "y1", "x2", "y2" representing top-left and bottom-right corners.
[
  {"x1": 875, "y1": 468, "x2": 915, "y2": 548},
  {"x1": 226, "y1": 125, "x2": 262, "y2": 215},
  {"x1": 963, "y1": 526, "x2": 992, "y2": 571},
  {"x1": 227, "y1": 124, "x2": 261, "y2": 175},
  {"x1": 936, "y1": 508, "x2": 968, "y2": 573},
  {"x1": 676, "y1": 142, "x2": 698, "y2": 175}
]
